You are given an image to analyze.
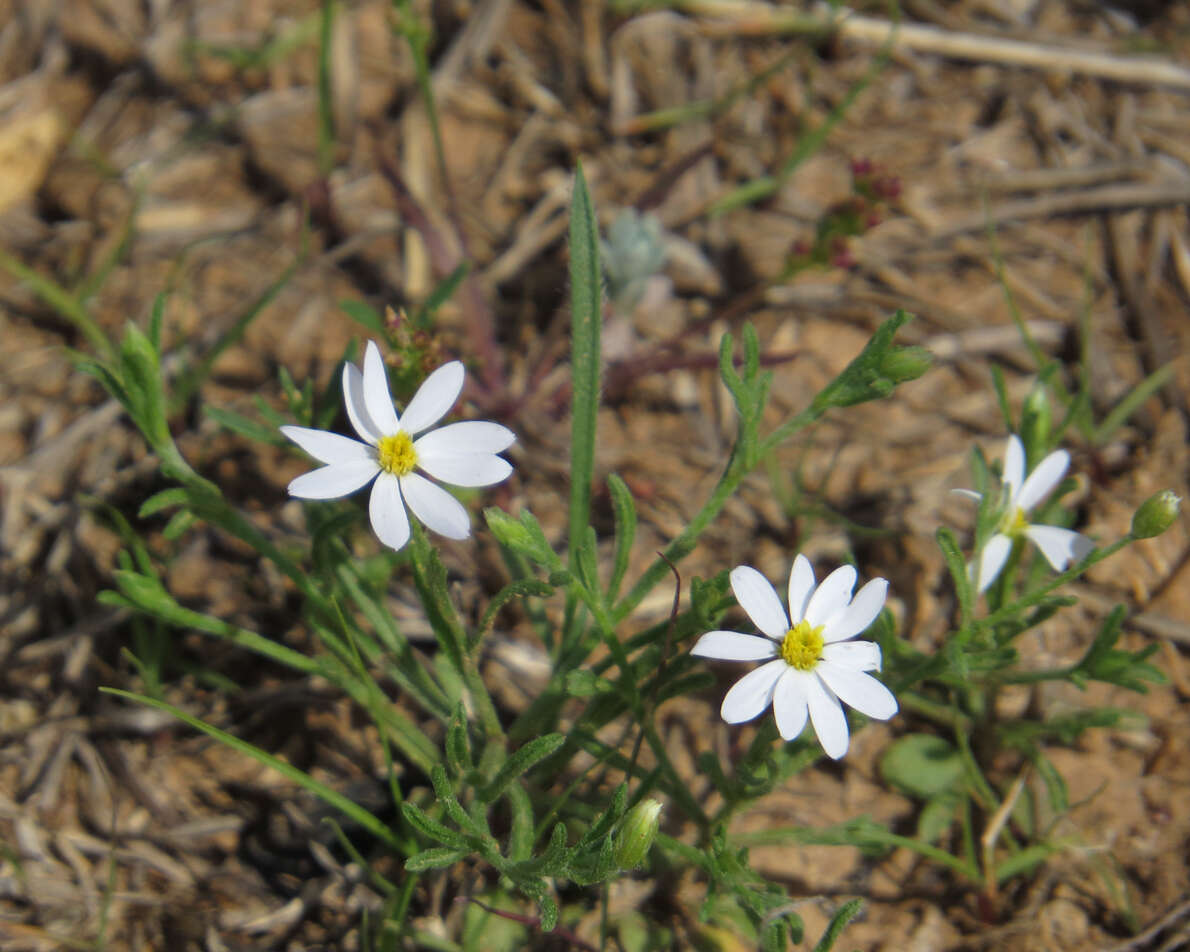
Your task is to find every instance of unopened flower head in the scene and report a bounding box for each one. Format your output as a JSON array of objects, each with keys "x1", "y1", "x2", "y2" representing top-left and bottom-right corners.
[
  {"x1": 955, "y1": 434, "x2": 1093, "y2": 593},
  {"x1": 281, "y1": 341, "x2": 515, "y2": 551},
  {"x1": 691, "y1": 556, "x2": 897, "y2": 760}
]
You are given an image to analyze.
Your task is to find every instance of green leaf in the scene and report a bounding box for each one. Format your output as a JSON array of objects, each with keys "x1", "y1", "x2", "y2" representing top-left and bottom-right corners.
[
  {"x1": 478, "y1": 578, "x2": 554, "y2": 638},
  {"x1": 408, "y1": 527, "x2": 467, "y2": 675},
  {"x1": 880, "y1": 734, "x2": 965, "y2": 800},
  {"x1": 415, "y1": 261, "x2": 468, "y2": 327},
  {"x1": 138, "y1": 488, "x2": 189, "y2": 519},
  {"x1": 564, "y1": 669, "x2": 613, "y2": 697},
  {"x1": 811, "y1": 898, "x2": 863, "y2": 952},
  {"x1": 446, "y1": 705, "x2": 473, "y2": 776},
  {"x1": 405, "y1": 847, "x2": 468, "y2": 872},
  {"x1": 538, "y1": 894, "x2": 559, "y2": 932},
  {"x1": 574, "y1": 525, "x2": 600, "y2": 595},
  {"x1": 505, "y1": 782, "x2": 535, "y2": 863},
  {"x1": 994, "y1": 842, "x2": 1062, "y2": 883},
  {"x1": 936, "y1": 527, "x2": 973, "y2": 624},
  {"x1": 484, "y1": 508, "x2": 562, "y2": 570},
  {"x1": 102, "y1": 688, "x2": 404, "y2": 852},
  {"x1": 810, "y1": 311, "x2": 927, "y2": 411},
  {"x1": 567, "y1": 162, "x2": 603, "y2": 587},
  {"x1": 606, "y1": 473, "x2": 637, "y2": 602},
  {"x1": 339, "y1": 299, "x2": 387, "y2": 335},
  {"x1": 401, "y1": 801, "x2": 469, "y2": 849},
  {"x1": 162, "y1": 509, "x2": 196, "y2": 541},
  {"x1": 205, "y1": 405, "x2": 286, "y2": 444},
  {"x1": 478, "y1": 734, "x2": 567, "y2": 804},
  {"x1": 917, "y1": 793, "x2": 961, "y2": 844}
]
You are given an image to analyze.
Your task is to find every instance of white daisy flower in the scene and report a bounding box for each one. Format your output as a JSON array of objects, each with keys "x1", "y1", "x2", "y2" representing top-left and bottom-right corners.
[
  {"x1": 955, "y1": 434, "x2": 1093, "y2": 593},
  {"x1": 280, "y1": 341, "x2": 515, "y2": 551},
  {"x1": 691, "y1": 556, "x2": 897, "y2": 760}
]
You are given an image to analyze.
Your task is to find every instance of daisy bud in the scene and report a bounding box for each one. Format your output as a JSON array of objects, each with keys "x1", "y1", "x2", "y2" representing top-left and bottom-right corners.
[
  {"x1": 1131, "y1": 490, "x2": 1180, "y2": 539},
  {"x1": 613, "y1": 800, "x2": 662, "y2": 869}
]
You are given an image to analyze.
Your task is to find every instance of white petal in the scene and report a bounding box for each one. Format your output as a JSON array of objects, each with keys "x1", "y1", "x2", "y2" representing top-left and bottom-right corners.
[
  {"x1": 805, "y1": 564, "x2": 857, "y2": 627},
  {"x1": 416, "y1": 420, "x2": 516, "y2": 455},
  {"x1": 772, "y1": 670, "x2": 810, "y2": 741},
  {"x1": 1024, "y1": 524, "x2": 1094, "y2": 572},
  {"x1": 1017, "y1": 449, "x2": 1069, "y2": 512},
  {"x1": 281, "y1": 425, "x2": 372, "y2": 465},
  {"x1": 729, "y1": 566, "x2": 789, "y2": 640},
  {"x1": 824, "y1": 577, "x2": 887, "y2": 642},
  {"x1": 342, "y1": 362, "x2": 382, "y2": 445},
  {"x1": 951, "y1": 488, "x2": 982, "y2": 502},
  {"x1": 416, "y1": 452, "x2": 512, "y2": 488},
  {"x1": 399, "y1": 361, "x2": 465, "y2": 435},
  {"x1": 1003, "y1": 435, "x2": 1026, "y2": 504},
  {"x1": 400, "y1": 472, "x2": 471, "y2": 540},
  {"x1": 369, "y1": 473, "x2": 410, "y2": 550},
  {"x1": 805, "y1": 674, "x2": 849, "y2": 760},
  {"x1": 362, "y1": 341, "x2": 400, "y2": 435},
  {"x1": 691, "y1": 631, "x2": 777, "y2": 662},
  {"x1": 816, "y1": 662, "x2": 898, "y2": 721},
  {"x1": 976, "y1": 534, "x2": 1013, "y2": 593},
  {"x1": 288, "y1": 460, "x2": 379, "y2": 499},
  {"x1": 822, "y1": 640, "x2": 882, "y2": 672},
  {"x1": 720, "y1": 660, "x2": 786, "y2": 724},
  {"x1": 787, "y1": 554, "x2": 816, "y2": 625}
]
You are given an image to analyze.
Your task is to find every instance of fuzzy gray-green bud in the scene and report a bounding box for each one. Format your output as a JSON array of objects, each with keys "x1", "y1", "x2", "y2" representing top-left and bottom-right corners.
[
  {"x1": 613, "y1": 799, "x2": 662, "y2": 869},
  {"x1": 1131, "y1": 490, "x2": 1180, "y2": 539}
]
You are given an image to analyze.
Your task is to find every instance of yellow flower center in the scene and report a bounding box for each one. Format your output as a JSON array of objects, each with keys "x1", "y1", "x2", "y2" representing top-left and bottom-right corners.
[
  {"x1": 377, "y1": 431, "x2": 418, "y2": 476},
  {"x1": 780, "y1": 619, "x2": 824, "y2": 671},
  {"x1": 999, "y1": 506, "x2": 1029, "y2": 537}
]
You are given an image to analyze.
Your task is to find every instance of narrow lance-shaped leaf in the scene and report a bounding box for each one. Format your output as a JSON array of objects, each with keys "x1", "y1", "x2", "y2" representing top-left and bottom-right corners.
[
  {"x1": 606, "y1": 473, "x2": 637, "y2": 601},
  {"x1": 567, "y1": 162, "x2": 603, "y2": 582},
  {"x1": 479, "y1": 733, "x2": 567, "y2": 804},
  {"x1": 102, "y1": 688, "x2": 404, "y2": 852}
]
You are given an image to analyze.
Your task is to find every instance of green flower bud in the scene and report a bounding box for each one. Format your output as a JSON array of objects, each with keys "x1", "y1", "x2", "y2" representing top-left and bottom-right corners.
[
  {"x1": 1020, "y1": 386, "x2": 1051, "y2": 464},
  {"x1": 1131, "y1": 490, "x2": 1181, "y2": 539},
  {"x1": 613, "y1": 799, "x2": 662, "y2": 869},
  {"x1": 877, "y1": 345, "x2": 933, "y2": 386}
]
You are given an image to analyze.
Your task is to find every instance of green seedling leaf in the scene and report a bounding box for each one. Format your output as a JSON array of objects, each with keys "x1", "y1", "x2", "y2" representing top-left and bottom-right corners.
[
  {"x1": 880, "y1": 734, "x2": 965, "y2": 800},
  {"x1": 479, "y1": 733, "x2": 567, "y2": 804}
]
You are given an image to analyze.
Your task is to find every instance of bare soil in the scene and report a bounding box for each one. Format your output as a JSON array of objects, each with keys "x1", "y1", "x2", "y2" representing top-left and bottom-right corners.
[{"x1": 2, "y1": 1, "x2": 1189, "y2": 949}]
